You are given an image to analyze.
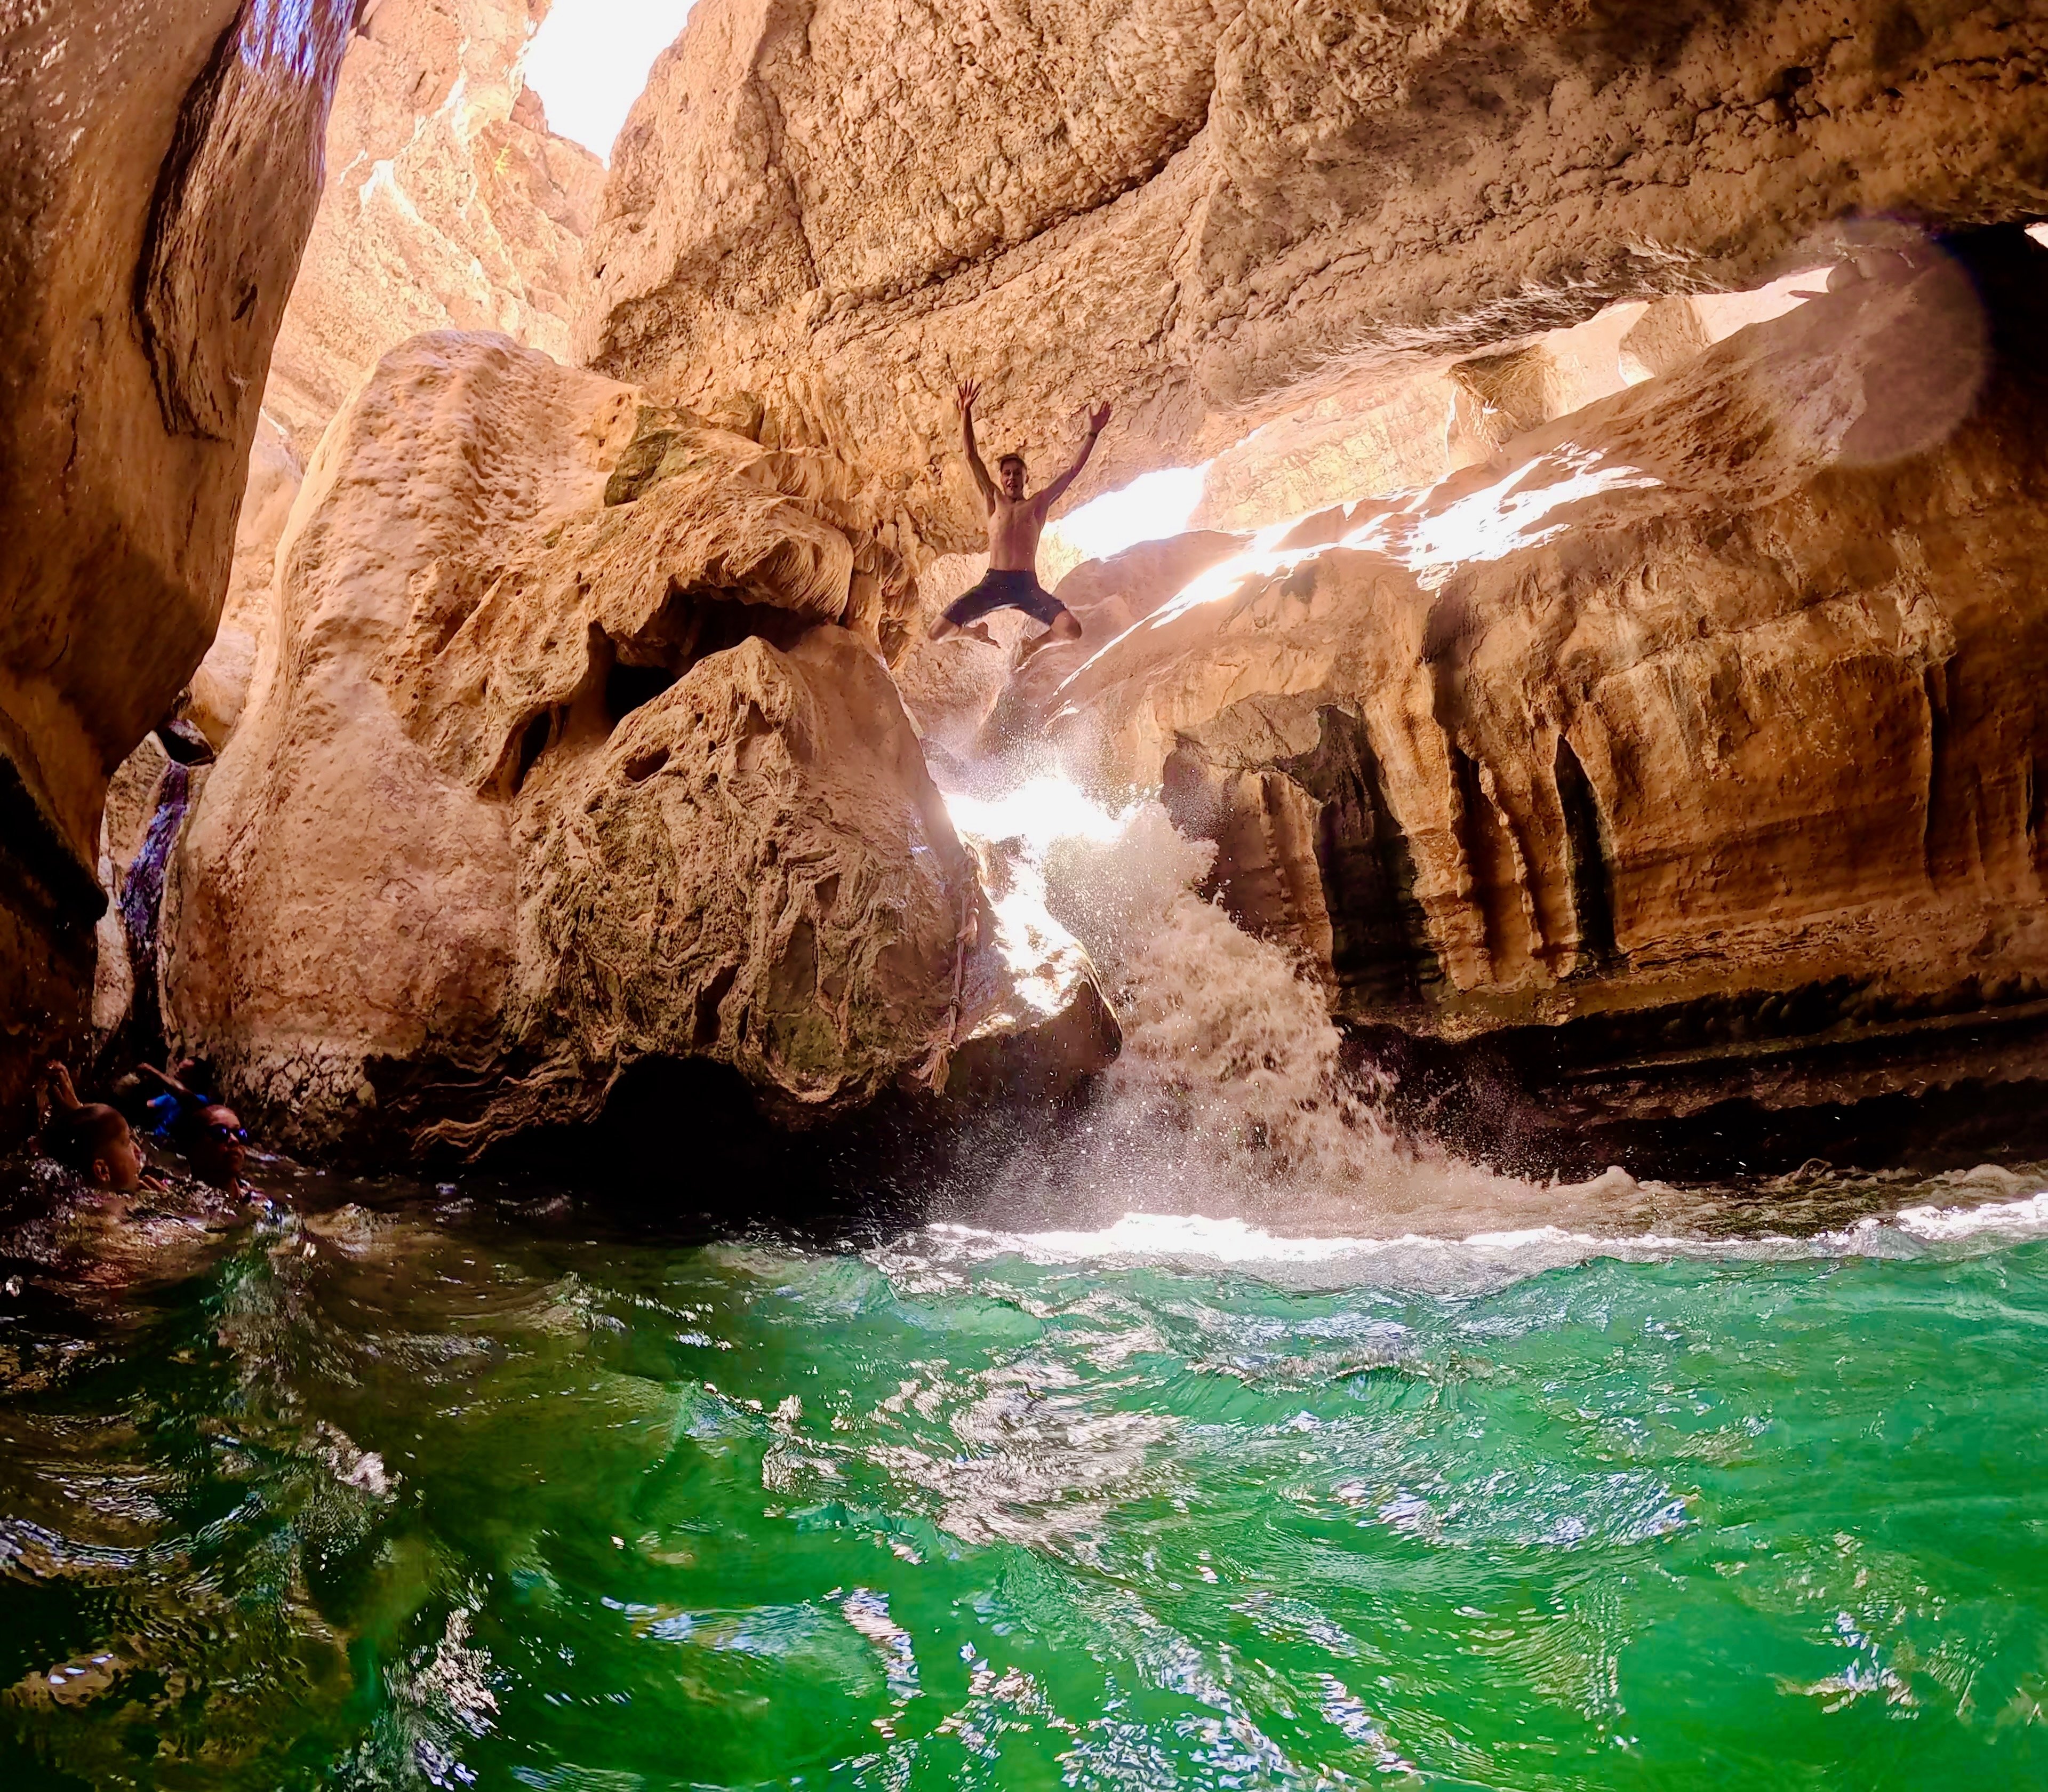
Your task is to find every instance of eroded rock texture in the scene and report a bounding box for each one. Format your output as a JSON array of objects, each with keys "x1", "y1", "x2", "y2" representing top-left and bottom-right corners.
[
  {"x1": 581, "y1": 0, "x2": 2048, "y2": 555},
  {"x1": 1018, "y1": 231, "x2": 2048, "y2": 1126},
  {"x1": 262, "y1": 0, "x2": 605, "y2": 452},
  {"x1": 0, "y1": 0, "x2": 354, "y2": 1125},
  {"x1": 167, "y1": 334, "x2": 1113, "y2": 1155}
]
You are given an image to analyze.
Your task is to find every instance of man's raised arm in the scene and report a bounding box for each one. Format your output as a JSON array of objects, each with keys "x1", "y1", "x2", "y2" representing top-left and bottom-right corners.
[
  {"x1": 957, "y1": 379, "x2": 996, "y2": 509},
  {"x1": 1035, "y1": 401, "x2": 1111, "y2": 511}
]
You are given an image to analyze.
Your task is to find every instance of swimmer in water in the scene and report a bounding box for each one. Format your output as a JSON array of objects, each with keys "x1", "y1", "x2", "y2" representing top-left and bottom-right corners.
[
  {"x1": 141, "y1": 1061, "x2": 250, "y2": 1191},
  {"x1": 926, "y1": 378, "x2": 1111, "y2": 666},
  {"x1": 38, "y1": 1062, "x2": 147, "y2": 1192}
]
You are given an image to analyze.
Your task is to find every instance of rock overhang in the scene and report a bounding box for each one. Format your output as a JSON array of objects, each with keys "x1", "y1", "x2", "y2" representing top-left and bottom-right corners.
[{"x1": 575, "y1": 0, "x2": 2048, "y2": 560}]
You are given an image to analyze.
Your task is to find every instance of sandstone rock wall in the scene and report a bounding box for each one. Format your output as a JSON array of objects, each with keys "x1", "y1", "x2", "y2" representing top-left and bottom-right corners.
[
  {"x1": 261, "y1": 0, "x2": 605, "y2": 454},
  {"x1": 0, "y1": 0, "x2": 355, "y2": 1126},
  {"x1": 173, "y1": 0, "x2": 603, "y2": 778},
  {"x1": 167, "y1": 333, "x2": 1113, "y2": 1156},
  {"x1": 580, "y1": 0, "x2": 2048, "y2": 558},
  {"x1": 1004, "y1": 230, "x2": 2048, "y2": 1123}
]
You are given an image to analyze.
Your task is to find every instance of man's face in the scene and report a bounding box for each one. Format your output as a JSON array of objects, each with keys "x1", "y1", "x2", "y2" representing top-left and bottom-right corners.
[
  {"x1": 998, "y1": 458, "x2": 1027, "y2": 499},
  {"x1": 191, "y1": 1106, "x2": 247, "y2": 1187}
]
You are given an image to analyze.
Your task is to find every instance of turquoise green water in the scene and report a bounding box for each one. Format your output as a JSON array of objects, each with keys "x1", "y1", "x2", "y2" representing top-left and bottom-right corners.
[{"x1": 6, "y1": 1178, "x2": 2048, "y2": 1789}]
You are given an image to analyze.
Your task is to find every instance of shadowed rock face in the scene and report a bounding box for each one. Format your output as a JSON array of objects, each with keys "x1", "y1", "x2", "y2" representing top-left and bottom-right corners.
[
  {"x1": 579, "y1": 0, "x2": 2048, "y2": 553},
  {"x1": 165, "y1": 333, "x2": 1115, "y2": 1156},
  {"x1": 0, "y1": 0, "x2": 355, "y2": 1127},
  {"x1": 1002, "y1": 231, "x2": 2048, "y2": 1129}
]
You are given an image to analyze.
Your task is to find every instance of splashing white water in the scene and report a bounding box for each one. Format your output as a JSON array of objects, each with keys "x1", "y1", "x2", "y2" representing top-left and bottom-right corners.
[
  {"x1": 939, "y1": 775, "x2": 2048, "y2": 1269},
  {"x1": 871, "y1": 1177, "x2": 2048, "y2": 1299},
  {"x1": 943, "y1": 778, "x2": 1622, "y2": 1237}
]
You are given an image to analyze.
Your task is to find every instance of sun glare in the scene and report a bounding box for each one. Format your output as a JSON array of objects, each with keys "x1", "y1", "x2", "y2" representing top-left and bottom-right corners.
[
  {"x1": 943, "y1": 777, "x2": 1133, "y2": 857},
  {"x1": 1048, "y1": 464, "x2": 1209, "y2": 565},
  {"x1": 524, "y1": 0, "x2": 697, "y2": 161},
  {"x1": 1051, "y1": 447, "x2": 1664, "y2": 703}
]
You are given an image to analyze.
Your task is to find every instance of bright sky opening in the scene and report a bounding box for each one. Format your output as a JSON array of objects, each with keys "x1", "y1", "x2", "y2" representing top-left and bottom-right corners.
[
  {"x1": 1050, "y1": 465, "x2": 1209, "y2": 563},
  {"x1": 524, "y1": 0, "x2": 697, "y2": 162}
]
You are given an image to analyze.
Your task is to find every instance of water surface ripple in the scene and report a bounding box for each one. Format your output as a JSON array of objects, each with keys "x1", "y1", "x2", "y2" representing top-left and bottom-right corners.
[{"x1": 5, "y1": 1174, "x2": 2048, "y2": 1787}]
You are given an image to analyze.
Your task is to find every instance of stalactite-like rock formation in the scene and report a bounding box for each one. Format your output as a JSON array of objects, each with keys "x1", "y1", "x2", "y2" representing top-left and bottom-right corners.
[
  {"x1": 998, "y1": 230, "x2": 2048, "y2": 1131},
  {"x1": 165, "y1": 334, "x2": 1115, "y2": 1156},
  {"x1": 579, "y1": 0, "x2": 2048, "y2": 557},
  {"x1": 0, "y1": 0, "x2": 356, "y2": 1126}
]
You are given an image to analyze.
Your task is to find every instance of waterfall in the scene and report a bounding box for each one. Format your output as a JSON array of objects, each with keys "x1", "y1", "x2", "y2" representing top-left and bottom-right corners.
[{"x1": 942, "y1": 776, "x2": 1642, "y2": 1238}]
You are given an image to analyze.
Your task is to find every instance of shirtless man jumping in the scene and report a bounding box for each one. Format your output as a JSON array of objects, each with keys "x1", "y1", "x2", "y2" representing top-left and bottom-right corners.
[{"x1": 927, "y1": 379, "x2": 1111, "y2": 666}]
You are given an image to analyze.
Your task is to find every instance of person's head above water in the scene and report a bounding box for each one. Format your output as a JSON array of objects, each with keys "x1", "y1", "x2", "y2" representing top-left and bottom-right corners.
[
  {"x1": 175, "y1": 1102, "x2": 248, "y2": 1189},
  {"x1": 47, "y1": 1103, "x2": 145, "y2": 1191},
  {"x1": 996, "y1": 451, "x2": 1027, "y2": 499}
]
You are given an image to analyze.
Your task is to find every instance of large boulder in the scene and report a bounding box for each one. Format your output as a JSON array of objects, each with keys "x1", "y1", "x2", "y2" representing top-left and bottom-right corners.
[
  {"x1": 138, "y1": 0, "x2": 601, "y2": 981},
  {"x1": 1020, "y1": 230, "x2": 2048, "y2": 1127},
  {"x1": 165, "y1": 333, "x2": 1115, "y2": 1155},
  {"x1": 0, "y1": 0, "x2": 355, "y2": 1128},
  {"x1": 579, "y1": 0, "x2": 2048, "y2": 552}
]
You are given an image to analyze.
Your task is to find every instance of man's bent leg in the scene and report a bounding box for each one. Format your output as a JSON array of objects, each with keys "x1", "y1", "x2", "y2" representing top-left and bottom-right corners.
[
  {"x1": 1015, "y1": 608, "x2": 1083, "y2": 665},
  {"x1": 930, "y1": 610, "x2": 997, "y2": 645},
  {"x1": 932, "y1": 572, "x2": 1007, "y2": 642}
]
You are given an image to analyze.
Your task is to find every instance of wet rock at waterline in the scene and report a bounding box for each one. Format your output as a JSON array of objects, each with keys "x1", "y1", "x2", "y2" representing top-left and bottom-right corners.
[
  {"x1": 1001, "y1": 230, "x2": 2048, "y2": 1135},
  {"x1": 581, "y1": 0, "x2": 2048, "y2": 551},
  {"x1": 166, "y1": 333, "x2": 1115, "y2": 1156},
  {"x1": 0, "y1": 0, "x2": 355, "y2": 1123}
]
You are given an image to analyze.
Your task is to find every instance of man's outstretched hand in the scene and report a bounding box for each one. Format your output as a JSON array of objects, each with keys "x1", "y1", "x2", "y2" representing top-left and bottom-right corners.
[
  {"x1": 1087, "y1": 400, "x2": 1112, "y2": 435},
  {"x1": 956, "y1": 378, "x2": 982, "y2": 416}
]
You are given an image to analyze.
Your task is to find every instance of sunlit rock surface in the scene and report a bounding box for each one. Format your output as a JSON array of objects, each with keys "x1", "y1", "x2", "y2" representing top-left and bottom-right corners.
[
  {"x1": 154, "y1": 0, "x2": 601, "y2": 840},
  {"x1": 580, "y1": 0, "x2": 2048, "y2": 553},
  {"x1": 0, "y1": 0, "x2": 355, "y2": 1123},
  {"x1": 1018, "y1": 231, "x2": 2048, "y2": 1123},
  {"x1": 261, "y1": 0, "x2": 605, "y2": 453},
  {"x1": 186, "y1": 414, "x2": 306, "y2": 750},
  {"x1": 166, "y1": 334, "x2": 1113, "y2": 1154},
  {"x1": 1189, "y1": 281, "x2": 1822, "y2": 539}
]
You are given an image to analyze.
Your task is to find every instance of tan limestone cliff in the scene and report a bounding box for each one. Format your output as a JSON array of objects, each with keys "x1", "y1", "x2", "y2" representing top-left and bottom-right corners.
[
  {"x1": 165, "y1": 333, "x2": 1114, "y2": 1155},
  {"x1": 261, "y1": 0, "x2": 605, "y2": 453},
  {"x1": 579, "y1": 0, "x2": 2048, "y2": 561},
  {"x1": 997, "y1": 230, "x2": 2048, "y2": 1123},
  {"x1": 0, "y1": 0, "x2": 356, "y2": 1125},
  {"x1": 172, "y1": 0, "x2": 602, "y2": 785}
]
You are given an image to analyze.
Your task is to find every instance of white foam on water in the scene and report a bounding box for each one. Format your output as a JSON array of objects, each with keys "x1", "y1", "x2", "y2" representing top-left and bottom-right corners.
[
  {"x1": 937, "y1": 773, "x2": 2048, "y2": 1294},
  {"x1": 877, "y1": 1196, "x2": 2048, "y2": 1298},
  {"x1": 877, "y1": 1212, "x2": 1707, "y2": 1298},
  {"x1": 948, "y1": 786, "x2": 1575, "y2": 1240},
  {"x1": 1890, "y1": 1190, "x2": 2048, "y2": 1241}
]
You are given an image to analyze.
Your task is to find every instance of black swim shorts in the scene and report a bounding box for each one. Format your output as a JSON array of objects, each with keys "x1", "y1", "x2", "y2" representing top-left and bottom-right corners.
[{"x1": 942, "y1": 567, "x2": 1068, "y2": 628}]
